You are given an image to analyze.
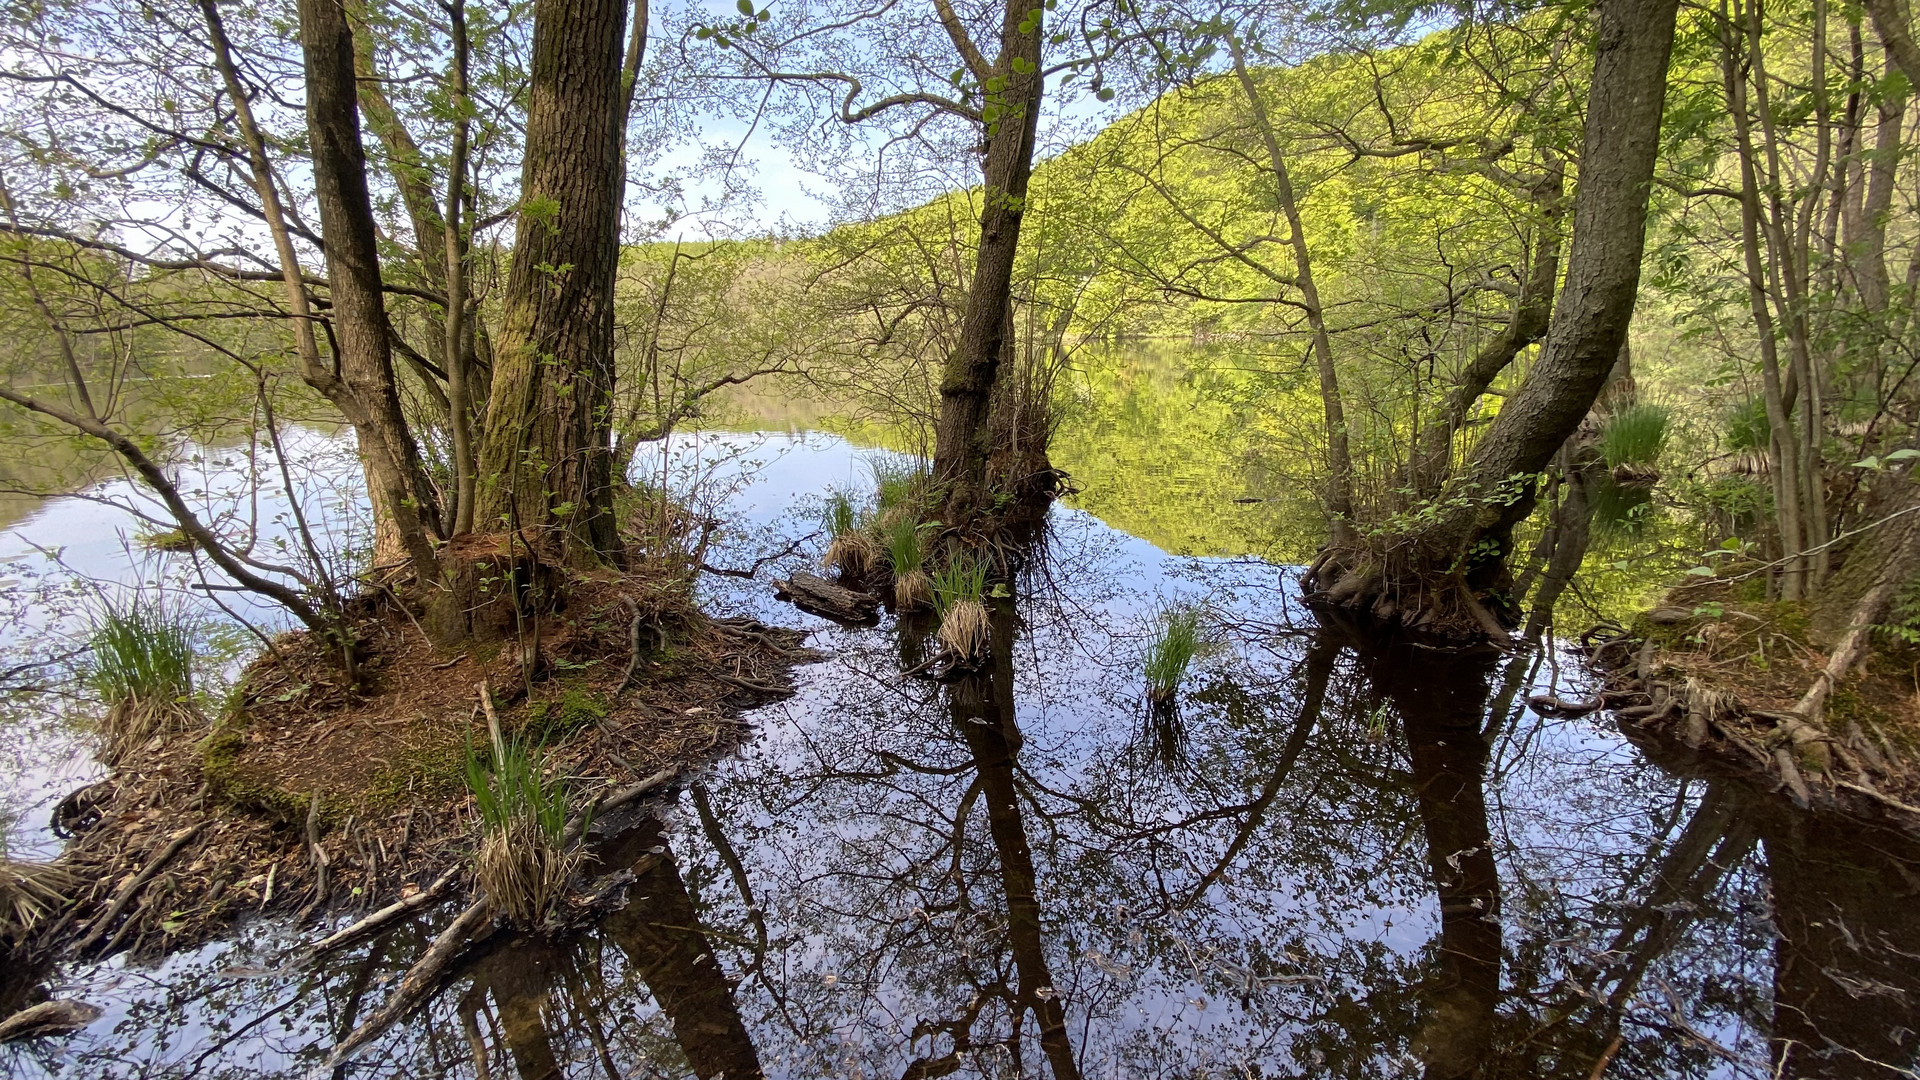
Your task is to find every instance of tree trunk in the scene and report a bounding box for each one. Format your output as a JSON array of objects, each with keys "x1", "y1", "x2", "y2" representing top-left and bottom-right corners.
[
  {"x1": 930, "y1": 0, "x2": 1045, "y2": 523},
  {"x1": 1314, "y1": 0, "x2": 1681, "y2": 635},
  {"x1": 474, "y1": 0, "x2": 629, "y2": 565},
  {"x1": 299, "y1": 0, "x2": 446, "y2": 577},
  {"x1": 1721, "y1": 9, "x2": 1808, "y2": 597},
  {"x1": 1228, "y1": 35, "x2": 1356, "y2": 547}
]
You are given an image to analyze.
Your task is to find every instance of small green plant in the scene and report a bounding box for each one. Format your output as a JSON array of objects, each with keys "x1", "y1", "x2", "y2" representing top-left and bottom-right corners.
[
  {"x1": 933, "y1": 556, "x2": 990, "y2": 660},
  {"x1": 466, "y1": 707, "x2": 581, "y2": 926},
  {"x1": 884, "y1": 514, "x2": 933, "y2": 611},
  {"x1": 819, "y1": 489, "x2": 857, "y2": 538},
  {"x1": 1143, "y1": 605, "x2": 1206, "y2": 705},
  {"x1": 85, "y1": 597, "x2": 200, "y2": 763},
  {"x1": 1600, "y1": 403, "x2": 1671, "y2": 469}
]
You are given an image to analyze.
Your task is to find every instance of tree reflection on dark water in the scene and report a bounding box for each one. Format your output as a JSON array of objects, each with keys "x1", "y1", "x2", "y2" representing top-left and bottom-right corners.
[{"x1": 12, "y1": 438, "x2": 1920, "y2": 1079}]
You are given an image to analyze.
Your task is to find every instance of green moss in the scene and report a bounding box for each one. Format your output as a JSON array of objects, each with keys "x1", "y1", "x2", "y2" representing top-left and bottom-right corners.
[
  {"x1": 363, "y1": 741, "x2": 466, "y2": 808},
  {"x1": 523, "y1": 688, "x2": 609, "y2": 744},
  {"x1": 198, "y1": 720, "x2": 310, "y2": 825}
]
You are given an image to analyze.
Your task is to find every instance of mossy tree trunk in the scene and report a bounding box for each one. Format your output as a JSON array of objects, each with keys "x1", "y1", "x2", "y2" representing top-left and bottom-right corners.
[
  {"x1": 1313, "y1": 0, "x2": 1682, "y2": 637},
  {"x1": 298, "y1": 0, "x2": 447, "y2": 582},
  {"x1": 474, "y1": 0, "x2": 630, "y2": 567},
  {"x1": 930, "y1": 0, "x2": 1045, "y2": 525}
]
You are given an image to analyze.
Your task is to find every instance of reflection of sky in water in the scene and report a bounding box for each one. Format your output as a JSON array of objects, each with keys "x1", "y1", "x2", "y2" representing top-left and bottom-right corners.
[
  {"x1": 0, "y1": 431, "x2": 1909, "y2": 1078},
  {"x1": 0, "y1": 427, "x2": 366, "y2": 859}
]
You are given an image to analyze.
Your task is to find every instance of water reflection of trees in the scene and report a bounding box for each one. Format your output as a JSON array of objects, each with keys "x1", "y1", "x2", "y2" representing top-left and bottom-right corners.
[
  {"x1": 22, "y1": 525, "x2": 1920, "y2": 1078},
  {"x1": 661, "y1": 548, "x2": 1920, "y2": 1079}
]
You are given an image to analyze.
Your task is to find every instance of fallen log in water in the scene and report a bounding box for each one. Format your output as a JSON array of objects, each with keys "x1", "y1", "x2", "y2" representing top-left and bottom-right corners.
[{"x1": 773, "y1": 571, "x2": 880, "y2": 624}]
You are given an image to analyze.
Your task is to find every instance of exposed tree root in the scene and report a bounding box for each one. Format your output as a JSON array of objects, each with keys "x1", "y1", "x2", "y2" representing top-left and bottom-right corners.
[
  {"x1": 1304, "y1": 551, "x2": 1518, "y2": 643},
  {"x1": 1582, "y1": 624, "x2": 1920, "y2": 834}
]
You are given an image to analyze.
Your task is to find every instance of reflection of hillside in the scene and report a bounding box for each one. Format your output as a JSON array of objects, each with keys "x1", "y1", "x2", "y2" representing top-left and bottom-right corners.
[
  {"x1": 0, "y1": 366, "x2": 309, "y2": 533},
  {"x1": 708, "y1": 345, "x2": 1326, "y2": 559}
]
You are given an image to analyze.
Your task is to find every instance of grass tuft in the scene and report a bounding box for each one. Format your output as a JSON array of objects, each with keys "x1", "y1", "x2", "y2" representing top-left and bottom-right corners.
[
  {"x1": 1600, "y1": 403, "x2": 1671, "y2": 469},
  {"x1": 1724, "y1": 396, "x2": 1770, "y2": 453},
  {"x1": 867, "y1": 455, "x2": 927, "y2": 514},
  {"x1": 0, "y1": 859, "x2": 76, "y2": 938},
  {"x1": 1143, "y1": 605, "x2": 1206, "y2": 705},
  {"x1": 821, "y1": 488, "x2": 878, "y2": 578},
  {"x1": 466, "y1": 707, "x2": 581, "y2": 926},
  {"x1": 85, "y1": 598, "x2": 200, "y2": 764},
  {"x1": 883, "y1": 514, "x2": 933, "y2": 611},
  {"x1": 933, "y1": 557, "x2": 990, "y2": 660}
]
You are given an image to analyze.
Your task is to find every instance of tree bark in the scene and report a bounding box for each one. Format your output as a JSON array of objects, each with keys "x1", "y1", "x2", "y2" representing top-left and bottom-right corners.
[
  {"x1": 474, "y1": 0, "x2": 630, "y2": 565},
  {"x1": 1864, "y1": 0, "x2": 1920, "y2": 90},
  {"x1": 930, "y1": 0, "x2": 1045, "y2": 523},
  {"x1": 1722, "y1": 5, "x2": 1808, "y2": 597},
  {"x1": 299, "y1": 0, "x2": 446, "y2": 574}
]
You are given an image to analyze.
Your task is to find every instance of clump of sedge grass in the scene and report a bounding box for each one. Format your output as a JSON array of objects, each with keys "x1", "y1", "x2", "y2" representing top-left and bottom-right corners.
[
  {"x1": 0, "y1": 858, "x2": 76, "y2": 939},
  {"x1": 1143, "y1": 605, "x2": 1207, "y2": 705},
  {"x1": 933, "y1": 556, "x2": 990, "y2": 660},
  {"x1": 868, "y1": 456, "x2": 927, "y2": 516},
  {"x1": 884, "y1": 514, "x2": 933, "y2": 611},
  {"x1": 820, "y1": 488, "x2": 878, "y2": 578},
  {"x1": 466, "y1": 711, "x2": 582, "y2": 926},
  {"x1": 84, "y1": 598, "x2": 200, "y2": 764},
  {"x1": 1600, "y1": 403, "x2": 1670, "y2": 469}
]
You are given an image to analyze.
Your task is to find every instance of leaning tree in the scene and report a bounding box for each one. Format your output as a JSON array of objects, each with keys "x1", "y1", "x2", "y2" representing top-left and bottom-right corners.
[
  {"x1": 691, "y1": 0, "x2": 1176, "y2": 523},
  {"x1": 1308, "y1": 0, "x2": 1685, "y2": 637}
]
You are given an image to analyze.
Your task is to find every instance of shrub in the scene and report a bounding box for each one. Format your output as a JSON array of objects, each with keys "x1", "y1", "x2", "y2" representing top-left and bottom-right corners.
[
  {"x1": 466, "y1": 713, "x2": 581, "y2": 926},
  {"x1": 1601, "y1": 403, "x2": 1671, "y2": 469},
  {"x1": 933, "y1": 557, "x2": 990, "y2": 660},
  {"x1": 84, "y1": 598, "x2": 200, "y2": 764},
  {"x1": 1143, "y1": 605, "x2": 1206, "y2": 704}
]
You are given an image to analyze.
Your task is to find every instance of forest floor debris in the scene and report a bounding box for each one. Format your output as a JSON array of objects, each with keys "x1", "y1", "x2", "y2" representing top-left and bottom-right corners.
[
  {"x1": 1584, "y1": 582, "x2": 1920, "y2": 832},
  {"x1": 21, "y1": 570, "x2": 815, "y2": 969}
]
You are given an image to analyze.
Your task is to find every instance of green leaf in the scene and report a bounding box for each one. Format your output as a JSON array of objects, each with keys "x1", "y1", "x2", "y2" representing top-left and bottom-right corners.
[
  {"x1": 1887, "y1": 448, "x2": 1920, "y2": 461},
  {"x1": 1685, "y1": 566, "x2": 1716, "y2": 577},
  {"x1": 736, "y1": 0, "x2": 754, "y2": 15},
  {"x1": 1853, "y1": 456, "x2": 1882, "y2": 470}
]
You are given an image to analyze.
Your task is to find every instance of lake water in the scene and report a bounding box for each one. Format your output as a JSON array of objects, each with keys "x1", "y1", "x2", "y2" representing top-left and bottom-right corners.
[{"x1": 2, "y1": 430, "x2": 1917, "y2": 1079}]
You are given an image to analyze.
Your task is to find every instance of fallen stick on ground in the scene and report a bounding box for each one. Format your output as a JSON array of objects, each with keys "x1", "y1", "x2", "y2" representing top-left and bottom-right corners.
[
  {"x1": 307, "y1": 865, "x2": 464, "y2": 958},
  {"x1": 72, "y1": 821, "x2": 205, "y2": 956}
]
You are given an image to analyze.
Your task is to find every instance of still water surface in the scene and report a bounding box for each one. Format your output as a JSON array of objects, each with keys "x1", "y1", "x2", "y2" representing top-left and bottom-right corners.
[{"x1": 3, "y1": 431, "x2": 1918, "y2": 1079}]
